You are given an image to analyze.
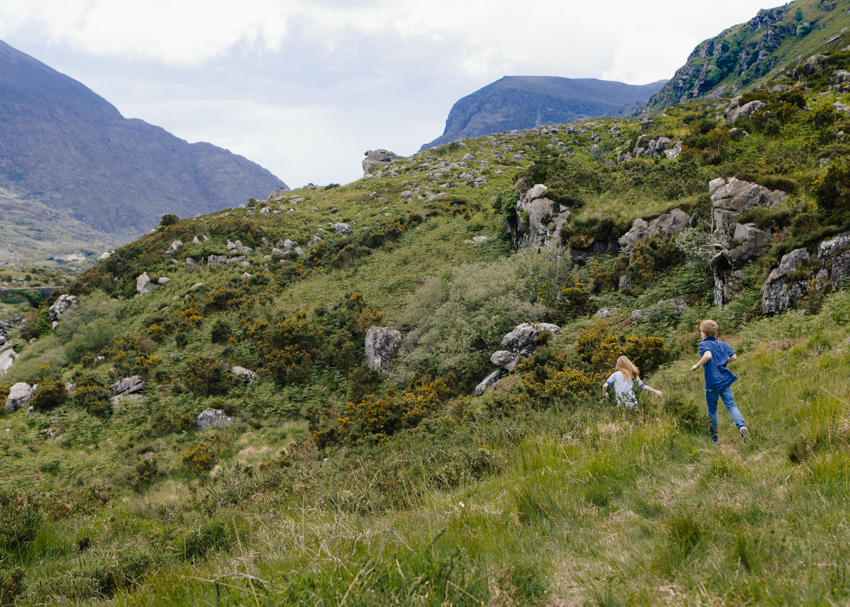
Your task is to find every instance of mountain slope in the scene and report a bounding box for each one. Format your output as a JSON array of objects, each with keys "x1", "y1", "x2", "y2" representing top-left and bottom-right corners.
[
  {"x1": 641, "y1": 0, "x2": 850, "y2": 112},
  {"x1": 0, "y1": 39, "x2": 288, "y2": 242},
  {"x1": 421, "y1": 76, "x2": 667, "y2": 150}
]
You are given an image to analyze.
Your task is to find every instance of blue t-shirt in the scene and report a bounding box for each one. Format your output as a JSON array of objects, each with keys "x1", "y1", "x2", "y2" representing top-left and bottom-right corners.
[{"x1": 699, "y1": 337, "x2": 737, "y2": 392}]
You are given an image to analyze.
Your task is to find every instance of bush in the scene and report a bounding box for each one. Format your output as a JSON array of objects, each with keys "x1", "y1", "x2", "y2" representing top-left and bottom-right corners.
[
  {"x1": 160, "y1": 214, "x2": 179, "y2": 227},
  {"x1": 64, "y1": 318, "x2": 114, "y2": 363},
  {"x1": 210, "y1": 319, "x2": 231, "y2": 344},
  {"x1": 73, "y1": 381, "x2": 112, "y2": 419},
  {"x1": 663, "y1": 396, "x2": 702, "y2": 432},
  {"x1": 182, "y1": 442, "x2": 217, "y2": 475},
  {"x1": 184, "y1": 355, "x2": 236, "y2": 397},
  {"x1": 813, "y1": 160, "x2": 850, "y2": 224},
  {"x1": 0, "y1": 489, "x2": 42, "y2": 561},
  {"x1": 30, "y1": 378, "x2": 67, "y2": 411},
  {"x1": 0, "y1": 568, "x2": 24, "y2": 605}
]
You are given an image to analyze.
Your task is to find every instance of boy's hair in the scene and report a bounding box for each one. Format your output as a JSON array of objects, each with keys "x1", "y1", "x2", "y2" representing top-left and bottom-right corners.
[
  {"x1": 615, "y1": 356, "x2": 640, "y2": 381},
  {"x1": 700, "y1": 319, "x2": 718, "y2": 337}
]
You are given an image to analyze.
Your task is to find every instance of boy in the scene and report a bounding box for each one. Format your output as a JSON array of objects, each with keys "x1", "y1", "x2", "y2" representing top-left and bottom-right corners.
[{"x1": 691, "y1": 319, "x2": 750, "y2": 442}]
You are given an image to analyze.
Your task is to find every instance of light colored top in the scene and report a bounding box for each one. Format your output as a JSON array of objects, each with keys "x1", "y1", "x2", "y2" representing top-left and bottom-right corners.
[{"x1": 605, "y1": 371, "x2": 645, "y2": 408}]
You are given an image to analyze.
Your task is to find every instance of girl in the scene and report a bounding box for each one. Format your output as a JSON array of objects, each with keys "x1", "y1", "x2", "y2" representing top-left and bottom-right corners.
[{"x1": 602, "y1": 356, "x2": 662, "y2": 409}]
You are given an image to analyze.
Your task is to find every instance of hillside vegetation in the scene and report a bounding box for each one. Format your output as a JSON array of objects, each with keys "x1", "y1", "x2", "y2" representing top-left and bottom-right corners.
[{"x1": 4, "y1": 17, "x2": 850, "y2": 605}]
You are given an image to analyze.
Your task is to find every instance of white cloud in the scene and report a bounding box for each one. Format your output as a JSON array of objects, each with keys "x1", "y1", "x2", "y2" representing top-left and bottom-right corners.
[{"x1": 603, "y1": 31, "x2": 700, "y2": 84}]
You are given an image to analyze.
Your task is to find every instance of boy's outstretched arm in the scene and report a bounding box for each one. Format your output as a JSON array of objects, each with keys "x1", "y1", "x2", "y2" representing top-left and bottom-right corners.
[{"x1": 691, "y1": 351, "x2": 712, "y2": 371}]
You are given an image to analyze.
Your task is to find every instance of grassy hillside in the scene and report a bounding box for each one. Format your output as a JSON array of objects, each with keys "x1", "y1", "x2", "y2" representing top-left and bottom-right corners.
[{"x1": 4, "y1": 35, "x2": 850, "y2": 604}]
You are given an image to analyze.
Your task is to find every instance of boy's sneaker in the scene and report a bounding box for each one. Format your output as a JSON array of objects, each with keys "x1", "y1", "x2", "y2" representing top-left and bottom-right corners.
[{"x1": 740, "y1": 427, "x2": 750, "y2": 442}]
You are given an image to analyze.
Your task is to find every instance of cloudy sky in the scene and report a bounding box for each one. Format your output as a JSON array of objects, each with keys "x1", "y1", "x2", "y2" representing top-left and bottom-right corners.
[{"x1": 0, "y1": 0, "x2": 777, "y2": 187}]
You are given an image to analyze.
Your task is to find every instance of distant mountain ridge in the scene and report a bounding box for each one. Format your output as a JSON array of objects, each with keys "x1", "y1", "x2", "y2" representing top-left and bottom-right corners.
[
  {"x1": 421, "y1": 76, "x2": 667, "y2": 150},
  {"x1": 0, "y1": 39, "x2": 288, "y2": 243}
]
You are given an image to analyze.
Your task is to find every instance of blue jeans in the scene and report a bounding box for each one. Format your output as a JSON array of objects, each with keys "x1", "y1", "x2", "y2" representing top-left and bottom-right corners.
[{"x1": 706, "y1": 384, "x2": 746, "y2": 435}]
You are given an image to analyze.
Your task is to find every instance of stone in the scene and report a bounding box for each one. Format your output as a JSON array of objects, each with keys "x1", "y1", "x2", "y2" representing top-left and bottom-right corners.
[
  {"x1": 363, "y1": 149, "x2": 399, "y2": 176},
  {"x1": 260, "y1": 207, "x2": 271, "y2": 214},
  {"x1": 281, "y1": 239, "x2": 296, "y2": 249},
  {"x1": 619, "y1": 275, "x2": 633, "y2": 290},
  {"x1": 709, "y1": 177, "x2": 786, "y2": 232},
  {"x1": 833, "y1": 70, "x2": 850, "y2": 83},
  {"x1": 48, "y1": 294, "x2": 78, "y2": 322},
  {"x1": 725, "y1": 99, "x2": 766, "y2": 125},
  {"x1": 594, "y1": 307, "x2": 620, "y2": 318},
  {"x1": 724, "y1": 223, "x2": 770, "y2": 268},
  {"x1": 65, "y1": 383, "x2": 76, "y2": 393},
  {"x1": 99, "y1": 251, "x2": 112, "y2": 260},
  {"x1": 157, "y1": 277, "x2": 171, "y2": 285},
  {"x1": 475, "y1": 370, "x2": 501, "y2": 396},
  {"x1": 240, "y1": 272, "x2": 252, "y2": 280},
  {"x1": 333, "y1": 223, "x2": 353, "y2": 234},
  {"x1": 499, "y1": 323, "x2": 561, "y2": 357},
  {"x1": 110, "y1": 376, "x2": 144, "y2": 397},
  {"x1": 365, "y1": 326, "x2": 402, "y2": 371},
  {"x1": 798, "y1": 54, "x2": 827, "y2": 78},
  {"x1": 618, "y1": 209, "x2": 691, "y2": 254},
  {"x1": 165, "y1": 240, "x2": 183, "y2": 254},
  {"x1": 194, "y1": 408, "x2": 233, "y2": 430},
  {"x1": 186, "y1": 257, "x2": 197, "y2": 267},
  {"x1": 5, "y1": 383, "x2": 33, "y2": 413},
  {"x1": 761, "y1": 248, "x2": 812, "y2": 315},
  {"x1": 231, "y1": 366, "x2": 257, "y2": 380},
  {"x1": 631, "y1": 298, "x2": 689, "y2": 323},
  {"x1": 136, "y1": 272, "x2": 154, "y2": 296},
  {"x1": 831, "y1": 250, "x2": 850, "y2": 288},
  {"x1": 193, "y1": 236, "x2": 202, "y2": 244},
  {"x1": 490, "y1": 350, "x2": 521, "y2": 372}
]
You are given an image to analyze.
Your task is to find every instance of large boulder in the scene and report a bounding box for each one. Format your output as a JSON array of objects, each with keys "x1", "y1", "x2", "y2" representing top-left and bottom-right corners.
[
  {"x1": 110, "y1": 376, "x2": 144, "y2": 397},
  {"x1": 500, "y1": 323, "x2": 561, "y2": 357},
  {"x1": 365, "y1": 327, "x2": 402, "y2": 371},
  {"x1": 490, "y1": 350, "x2": 521, "y2": 372},
  {"x1": 194, "y1": 408, "x2": 233, "y2": 430},
  {"x1": 761, "y1": 248, "x2": 812, "y2": 315},
  {"x1": 48, "y1": 294, "x2": 78, "y2": 322},
  {"x1": 136, "y1": 273, "x2": 154, "y2": 296},
  {"x1": 5, "y1": 383, "x2": 33, "y2": 413},
  {"x1": 512, "y1": 183, "x2": 571, "y2": 249},
  {"x1": 363, "y1": 149, "x2": 399, "y2": 176},
  {"x1": 709, "y1": 177, "x2": 787, "y2": 233},
  {"x1": 475, "y1": 370, "x2": 501, "y2": 396},
  {"x1": 231, "y1": 366, "x2": 257, "y2": 380},
  {"x1": 618, "y1": 209, "x2": 691, "y2": 254},
  {"x1": 333, "y1": 223, "x2": 353, "y2": 235},
  {"x1": 725, "y1": 99, "x2": 766, "y2": 125}
]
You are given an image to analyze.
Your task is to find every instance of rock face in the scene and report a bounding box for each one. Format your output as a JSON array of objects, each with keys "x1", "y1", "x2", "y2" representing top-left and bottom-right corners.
[
  {"x1": 365, "y1": 327, "x2": 402, "y2": 371},
  {"x1": 631, "y1": 298, "x2": 689, "y2": 323},
  {"x1": 363, "y1": 150, "x2": 399, "y2": 176},
  {"x1": 618, "y1": 209, "x2": 691, "y2": 254},
  {"x1": 761, "y1": 248, "x2": 812, "y2": 315},
  {"x1": 110, "y1": 376, "x2": 144, "y2": 397},
  {"x1": 490, "y1": 350, "x2": 521, "y2": 372},
  {"x1": 512, "y1": 183, "x2": 570, "y2": 249},
  {"x1": 475, "y1": 370, "x2": 501, "y2": 396},
  {"x1": 421, "y1": 76, "x2": 666, "y2": 150},
  {"x1": 194, "y1": 408, "x2": 233, "y2": 430},
  {"x1": 710, "y1": 177, "x2": 787, "y2": 232},
  {"x1": 231, "y1": 366, "x2": 257, "y2": 380},
  {"x1": 48, "y1": 294, "x2": 77, "y2": 322},
  {"x1": 499, "y1": 323, "x2": 561, "y2": 357},
  {"x1": 5, "y1": 382, "x2": 33, "y2": 413}
]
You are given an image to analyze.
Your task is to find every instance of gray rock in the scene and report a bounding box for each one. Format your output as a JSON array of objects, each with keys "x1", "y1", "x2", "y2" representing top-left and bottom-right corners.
[
  {"x1": 365, "y1": 326, "x2": 402, "y2": 371},
  {"x1": 830, "y1": 250, "x2": 850, "y2": 288},
  {"x1": 725, "y1": 99, "x2": 766, "y2": 125},
  {"x1": 618, "y1": 275, "x2": 633, "y2": 290},
  {"x1": 725, "y1": 223, "x2": 770, "y2": 268},
  {"x1": 157, "y1": 277, "x2": 171, "y2": 285},
  {"x1": 281, "y1": 239, "x2": 296, "y2": 249},
  {"x1": 231, "y1": 366, "x2": 257, "y2": 380},
  {"x1": 709, "y1": 177, "x2": 787, "y2": 232},
  {"x1": 500, "y1": 323, "x2": 561, "y2": 357},
  {"x1": 631, "y1": 298, "x2": 689, "y2": 323},
  {"x1": 194, "y1": 408, "x2": 233, "y2": 430},
  {"x1": 363, "y1": 149, "x2": 399, "y2": 176},
  {"x1": 186, "y1": 257, "x2": 197, "y2": 267},
  {"x1": 260, "y1": 207, "x2": 271, "y2": 214},
  {"x1": 240, "y1": 272, "x2": 252, "y2": 280},
  {"x1": 833, "y1": 69, "x2": 850, "y2": 83},
  {"x1": 49, "y1": 294, "x2": 78, "y2": 322},
  {"x1": 490, "y1": 350, "x2": 521, "y2": 372},
  {"x1": 110, "y1": 376, "x2": 144, "y2": 397},
  {"x1": 65, "y1": 383, "x2": 76, "y2": 393},
  {"x1": 136, "y1": 272, "x2": 154, "y2": 296},
  {"x1": 333, "y1": 223, "x2": 353, "y2": 234},
  {"x1": 165, "y1": 240, "x2": 183, "y2": 254},
  {"x1": 193, "y1": 236, "x2": 202, "y2": 244},
  {"x1": 594, "y1": 307, "x2": 620, "y2": 318},
  {"x1": 5, "y1": 383, "x2": 33, "y2": 413},
  {"x1": 475, "y1": 370, "x2": 501, "y2": 396},
  {"x1": 761, "y1": 248, "x2": 812, "y2": 315},
  {"x1": 618, "y1": 209, "x2": 691, "y2": 254}
]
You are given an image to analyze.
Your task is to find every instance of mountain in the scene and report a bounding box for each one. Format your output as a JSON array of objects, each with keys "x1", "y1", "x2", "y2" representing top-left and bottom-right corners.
[
  {"x1": 641, "y1": 0, "x2": 850, "y2": 112},
  {"x1": 0, "y1": 39, "x2": 288, "y2": 244},
  {"x1": 421, "y1": 76, "x2": 667, "y2": 150}
]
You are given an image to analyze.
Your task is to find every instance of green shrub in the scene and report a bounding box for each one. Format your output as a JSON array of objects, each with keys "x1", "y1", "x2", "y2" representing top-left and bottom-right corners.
[
  {"x1": 0, "y1": 489, "x2": 42, "y2": 561},
  {"x1": 29, "y1": 378, "x2": 67, "y2": 411},
  {"x1": 184, "y1": 354, "x2": 236, "y2": 397},
  {"x1": 0, "y1": 568, "x2": 24, "y2": 606},
  {"x1": 210, "y1": 318, "x2": 232, "y2": 344},
  {"x1": 73, "y1": 383, "x2": 112, "y2": 418},
  {"x1": 663, "y1": 396, "x2": 702, "y2": 432},
  {"x1": 64, "y1": 318, "x2": 114, "y2": 363},
  {"x1": 813, "y1": 160, "x2": 850, "y2": 224},
  {"x1": 182, "y1": 442, "x2": 217, "y2": 474},
  {"x1": 159, "y1": 213, "x2": 179, "y2": 227}
]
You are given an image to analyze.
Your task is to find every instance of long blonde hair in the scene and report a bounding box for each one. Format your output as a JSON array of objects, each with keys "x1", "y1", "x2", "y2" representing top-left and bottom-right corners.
[{"x1": 615, "y1": 356, "x2": 640, "y2": 381}]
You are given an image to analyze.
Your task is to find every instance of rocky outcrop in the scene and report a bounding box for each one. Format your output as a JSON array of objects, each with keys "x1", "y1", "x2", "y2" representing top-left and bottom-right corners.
[
  {"x1": 231, "y1": 366, "x2": 257, "y2": 380},
  {"x1": 725, "y1": 99, "x2": 766, "y2": 125},
  {"x1": 512, "y1": 184, "x2": 570, "y2": 249},
  {"x1": 333, "y1": 223, "x2": 353, "y2": 235},
  {"x1": 499, "y1": 323, "x2": 561, "y2": 357},
  {"x1": 48, "y1": 294, "x2": 77, "y2": 322},
  {"x1": 631, "y1": 298, "x2": 689, "y2": 323},
  {"x1": 194, "y1": 408, "x2": 233, "y2": 430},
  {"x1": 365, "y1": 327, "x2": 402, "y2": 371},
  {"x1": 490, "y1": 351, "x2": 521, "y2": 372},
  {"x1": 206, "y1": 255, "x2": 246, "y2": 267},
  {"x1": 616, "y1": 136, "x2": 682, "y2": 163},
  {"x1": 363, "y1": 150, "x2": 399, "y2": 176},
  {"x1": 4, "y1": 382, "x2": 33, "y2": 413},
  {"x1": 110, "y1": 376, "x2": 144, "y2": 397},
  {"x1": 761, "y1": 248, "x2": 812, "y2": 315},
  {"x1": 475, "y1": 370, "x2": 501, "y2": 396},
  {"x1": 618, "y1": 209, "x2": 691, "y2": 254},
  {"x1": 710, "y1": 177, "x2": 786, "y2": 233}
]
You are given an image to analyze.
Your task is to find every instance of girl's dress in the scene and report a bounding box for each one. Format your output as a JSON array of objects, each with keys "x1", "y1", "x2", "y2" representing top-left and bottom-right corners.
[{"x1": 605, "y1": 370, "x2": 644, "y2": 409}]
